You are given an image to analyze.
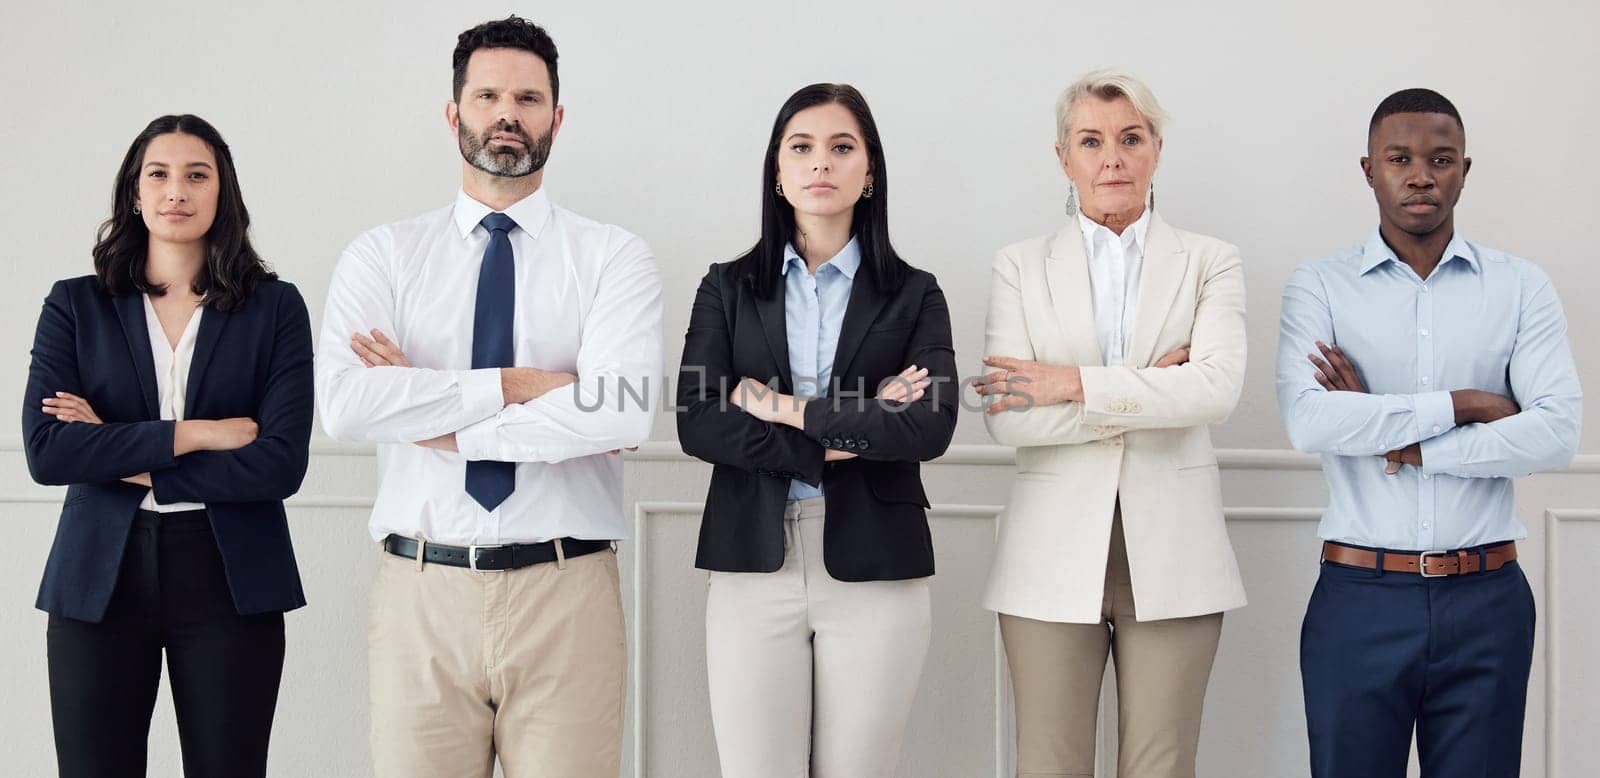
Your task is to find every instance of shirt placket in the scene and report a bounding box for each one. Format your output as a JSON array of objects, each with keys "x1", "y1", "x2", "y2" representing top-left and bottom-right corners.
[
  {"x1": 799, "y1": 273, "x2": 820, "y2": 399},
  {"x1": 1416, "y1": 278, "x2": 1437, "y2": 549}
]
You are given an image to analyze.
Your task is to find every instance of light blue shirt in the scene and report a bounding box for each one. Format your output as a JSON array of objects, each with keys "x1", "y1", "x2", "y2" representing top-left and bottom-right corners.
[
  {"x1": 1276, "y1": 229, "x2": 1582, "y2": 550},
  {"x1": 782, "y1": 238, "x2": 861, "y2": 501}
]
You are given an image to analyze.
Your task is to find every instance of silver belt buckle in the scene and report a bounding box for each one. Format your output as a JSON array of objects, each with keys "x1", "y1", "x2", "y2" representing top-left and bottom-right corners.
[
  {"x1": 1418, "y1": 549, "x2": 1450, "y2": 578},
  {"x1": 468, "y1": 544, "x2": 507, "y2": 573}
]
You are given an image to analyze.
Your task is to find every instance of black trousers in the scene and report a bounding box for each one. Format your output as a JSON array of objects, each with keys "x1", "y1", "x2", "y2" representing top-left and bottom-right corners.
[{"x1": 46, "y1": 510, "x2": 286, "y2": 778}]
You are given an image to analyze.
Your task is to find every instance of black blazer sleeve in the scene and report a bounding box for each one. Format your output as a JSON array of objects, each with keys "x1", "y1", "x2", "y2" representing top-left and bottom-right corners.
[
  {"x1": 148, "y1": 284, "x2": 314, "y2": 504},
  {"x1": 22, "y1": 280, "x2": 177, "y2": 485},
  {"x1": 800, "y1": 273, "x2": 958, "y2": 462},
  {"x1": 676, "y1": 265, "x2": 826, "y2": 486}
]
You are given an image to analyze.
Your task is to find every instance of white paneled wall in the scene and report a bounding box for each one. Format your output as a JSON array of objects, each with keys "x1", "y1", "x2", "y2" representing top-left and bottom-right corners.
[{"x1": 4, "y1": 442, "x2": 1595, "y2": 777}]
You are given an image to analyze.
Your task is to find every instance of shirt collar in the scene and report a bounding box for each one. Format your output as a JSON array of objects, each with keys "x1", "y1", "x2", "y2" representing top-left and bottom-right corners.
[
  {"x1": 450, "y1": 187, "x2": 553, "y2": 240},
  {"x1": 1076, "y1": 208, "x2": 1151, "y2": 256},
  {"x1": 1358, "y1": 227, "x2": 1480, "y2": 276},
  {"x1": 780, "y1": 236, "x2": 862, "y2": 279}
]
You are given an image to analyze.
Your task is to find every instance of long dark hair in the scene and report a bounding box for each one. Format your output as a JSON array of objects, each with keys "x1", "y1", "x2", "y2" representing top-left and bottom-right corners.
[
  {"x1": 736, "y1": 83, "x2": 908, "y2": 299},
  {"x1": 92, "y1": 114, "x2": 275, "y2": 311}
]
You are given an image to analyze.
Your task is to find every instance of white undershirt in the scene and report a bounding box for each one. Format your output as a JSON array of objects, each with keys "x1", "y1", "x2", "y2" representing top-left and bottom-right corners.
[
  {"x1": 140, "y1": 294, "x2": 206, "y2": 512},
  {"x1": 1077, "y1": 209, "x2": 1151, "y2": 367}
]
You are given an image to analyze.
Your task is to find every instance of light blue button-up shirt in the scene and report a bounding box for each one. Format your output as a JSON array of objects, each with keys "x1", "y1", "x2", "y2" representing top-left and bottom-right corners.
[
  {"x1": 1276, "y1": 229, "x2": 1582, "y2": 550},
  {"x1": 782, "y1": 238, "x2": 861, "y2": 501}
]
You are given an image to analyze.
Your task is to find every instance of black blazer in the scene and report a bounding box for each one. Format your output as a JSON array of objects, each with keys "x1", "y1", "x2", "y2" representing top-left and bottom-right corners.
[
  {"x1": 23, "y1": 276, "x2": 314, "y2": 622},
  {"x1": 676, "y1": 260, "x2": 958, "y2": 581}
]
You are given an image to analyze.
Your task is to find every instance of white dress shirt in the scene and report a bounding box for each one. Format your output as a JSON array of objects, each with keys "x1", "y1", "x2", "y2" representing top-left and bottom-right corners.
[
  {"x1": 316, "y1": 188, "x2": 663, "y2": 545},
  {"x1": 1077, "y1": 208, "x2": 1151, "y2": 366},
  {"x1": 141, "y1": 294, "x2": 205, "y2": 512}
]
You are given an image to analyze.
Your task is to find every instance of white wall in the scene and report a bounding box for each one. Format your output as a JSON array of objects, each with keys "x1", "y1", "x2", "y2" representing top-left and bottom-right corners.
[{"x1": 1, "y1": 1, "x2": 1595, "y2": 776}]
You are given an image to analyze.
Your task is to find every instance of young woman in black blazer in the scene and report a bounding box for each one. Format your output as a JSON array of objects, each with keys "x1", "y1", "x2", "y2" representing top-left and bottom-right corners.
[
  {"x1": 22, "y1": 114, "x2": 313, "y2": 778},
  {"x1": 675, "y1": 84, "x2": 958, "y2": 777}
]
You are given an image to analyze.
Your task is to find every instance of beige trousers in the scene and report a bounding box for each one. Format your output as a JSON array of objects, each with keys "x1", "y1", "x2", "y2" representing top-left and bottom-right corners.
[
  {"x1": 367, "y1": 543, "x2": 627, "y2": 778},
  {"x1": 999, "y1": 515, "x2": 1224, "y2": 778},
  {"x1": 705, "y1": 497, "x2": 932, "y2": 778}
]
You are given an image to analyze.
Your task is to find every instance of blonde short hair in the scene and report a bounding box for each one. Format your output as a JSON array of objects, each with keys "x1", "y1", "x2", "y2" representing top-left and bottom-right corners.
[{"x1": 1055, "y1": 68, "x2": 1169, "y2": 147}]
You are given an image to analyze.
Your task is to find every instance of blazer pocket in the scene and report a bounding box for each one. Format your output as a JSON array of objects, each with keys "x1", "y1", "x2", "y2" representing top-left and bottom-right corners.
[
  {"x1": 866, "y1": 317, "x2": 916, "y2": 333},
  {"x1": 867, "y1": 476, "x2": 932, "y2": 508},
  {"x1": 1012, "y1": 472, "x2": 1059, "y2": 483}
]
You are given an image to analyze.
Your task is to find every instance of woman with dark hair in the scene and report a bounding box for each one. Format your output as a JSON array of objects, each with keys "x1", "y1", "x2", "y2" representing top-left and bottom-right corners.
[
  {"x1": 676, "y1": 83, "x2": 958, "y2": 776},
  {"x1": 22, "y1": 114, "x2": 313, "y2": 777}
]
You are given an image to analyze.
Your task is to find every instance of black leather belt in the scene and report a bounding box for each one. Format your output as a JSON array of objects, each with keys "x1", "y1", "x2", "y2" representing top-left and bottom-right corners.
[{"x1": 383, "y1": 534, "x2": 612, "y2": 571}]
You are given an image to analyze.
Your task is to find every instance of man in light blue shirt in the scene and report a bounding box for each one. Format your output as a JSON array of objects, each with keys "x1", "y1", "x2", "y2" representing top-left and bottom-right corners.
[{"x1": 1278, "y1": 88, "x2": 1581, "y2": 778}]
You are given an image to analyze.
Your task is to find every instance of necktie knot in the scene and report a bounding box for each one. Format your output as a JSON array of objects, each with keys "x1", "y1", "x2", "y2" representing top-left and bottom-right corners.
[{"x1": 480, "y1": 212, "x2": 517, "y2": 235}]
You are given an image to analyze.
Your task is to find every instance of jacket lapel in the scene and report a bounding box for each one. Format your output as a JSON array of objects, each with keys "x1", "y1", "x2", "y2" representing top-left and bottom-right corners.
[
  {"x1": 113, "y1": 293, "x2": 160, "y2": 419},
  {"x1": 184, "y1": 305, "x2": 228, "y2": 414},
  {"x1": 1126, "y1": 212, "x2": 1189, "y2": 367},
  {"x1": 830, "y1": 272, "x2": 889, "y2": 381},
  {"x1": 1042, "y1": 226, "x2": 1105, "y2": 367},
  {"x1": 750, "y1": 279, "x2": 793, "y2": 392}
]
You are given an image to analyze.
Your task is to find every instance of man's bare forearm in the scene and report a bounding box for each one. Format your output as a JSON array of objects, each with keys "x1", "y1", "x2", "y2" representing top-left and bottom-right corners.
[{"x1": 501, "y1": 367, "x2": 578, "y2": 406}]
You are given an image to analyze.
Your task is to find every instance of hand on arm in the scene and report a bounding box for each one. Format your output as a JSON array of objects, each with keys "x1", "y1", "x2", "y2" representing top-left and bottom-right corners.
[
  {"x1": 354, "y1": 328, "x2": 579, "y2": 453},
  {"x1": 1306, "y1": 340, "x2": 1518, "y2": 471},
  {"x1": 730, "y1": 364, "x2": 931, "y2": 461},
  {"x1": 40, "y1": 393, "x2": 259, "y2": 484},
  {"x1": 976, "y1": 344, "x2": 1189, "y2": 414}
]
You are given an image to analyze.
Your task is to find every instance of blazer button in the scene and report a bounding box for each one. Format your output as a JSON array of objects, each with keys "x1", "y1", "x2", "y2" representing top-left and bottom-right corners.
[
  {"x1": 858, "y1": 439, "x2": 869, "y2": 451},
  {"x1": 843, "y1": 438, "x2": 856, "y2": 449}
]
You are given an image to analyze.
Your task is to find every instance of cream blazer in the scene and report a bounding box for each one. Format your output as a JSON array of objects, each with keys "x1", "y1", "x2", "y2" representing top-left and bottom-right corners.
[{"x1": 981, "y1": 213, "x2": 1248, "y2": 623}]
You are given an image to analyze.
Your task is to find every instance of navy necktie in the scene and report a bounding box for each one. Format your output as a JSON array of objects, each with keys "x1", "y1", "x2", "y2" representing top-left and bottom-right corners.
[{"x1": 466, "y1": 212, "x2": 518, "y2": 511}]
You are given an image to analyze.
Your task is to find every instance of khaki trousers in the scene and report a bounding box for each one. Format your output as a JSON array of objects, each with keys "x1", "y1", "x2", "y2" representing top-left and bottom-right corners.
[
  {"x1": 367, "y1": 542, "x2": 626, "y2": 778},
  {"x1": 705, "y1": 497, "x2": 932, "y2": 778},
  {"x1": 1000, "y1": 515, "x2": 1224, "y2": 778}
]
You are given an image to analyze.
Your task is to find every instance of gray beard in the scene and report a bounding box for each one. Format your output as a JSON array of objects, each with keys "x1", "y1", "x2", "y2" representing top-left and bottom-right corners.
[{"x1": 459, "y1": 122, "x2": 552, "y2": 178}]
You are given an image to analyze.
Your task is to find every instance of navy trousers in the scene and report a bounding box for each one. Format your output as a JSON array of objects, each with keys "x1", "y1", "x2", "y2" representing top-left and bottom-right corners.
[{"x1": 1301, "y1": 552, "x2": 1535, "y2": 778}]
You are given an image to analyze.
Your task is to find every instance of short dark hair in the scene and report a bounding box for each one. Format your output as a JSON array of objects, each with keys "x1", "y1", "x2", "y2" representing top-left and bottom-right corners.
[
  {"x1": 452, "y1": 16, "x2": 559, "y2": 103},
  {"x1": 1369, "y1": 88, "x2": 1463, "y2": 136},
  {"x1": 93, "y1": 114, "x2": 275, "y2": 312},
  {"x1": 737, "y1": 83, "x2": 909, "y2": 299}
]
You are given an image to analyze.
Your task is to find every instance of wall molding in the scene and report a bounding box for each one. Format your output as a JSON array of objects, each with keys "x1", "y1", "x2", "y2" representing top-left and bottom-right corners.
[
  {"x1": 1544, "y1": 508, "x2": 1600, "y2": 778},
  {"x1": 7, "y1": 438, "x2": 1598, "y2": 473}
]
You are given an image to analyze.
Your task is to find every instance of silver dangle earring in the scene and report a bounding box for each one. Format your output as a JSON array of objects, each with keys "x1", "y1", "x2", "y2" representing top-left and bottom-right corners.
[
  {"x1": 861, "y1": 182, "x2": 874, "y2": 199},
  {"x1": 775, "y1": 181, "x2": 784, "y2": 197},
  {"x1": 1064, "y1": 182, "x2": 1078, "y2": 217},
  {"x1": 133, "y1": 203, "x2": 141, "y2": 215},
  {"x1": 1148, "y1": 179, "x2": 1156, "y2": 212}
]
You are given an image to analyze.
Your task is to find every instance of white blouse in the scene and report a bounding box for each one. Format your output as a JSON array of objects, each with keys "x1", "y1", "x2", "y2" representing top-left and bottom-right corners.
[
  {"x1": 1076, "y1": 208, "x2": 1151, "y2": 367},
  {"x1": 140, "y1": 294, "x2": 206, "y2": 512}
]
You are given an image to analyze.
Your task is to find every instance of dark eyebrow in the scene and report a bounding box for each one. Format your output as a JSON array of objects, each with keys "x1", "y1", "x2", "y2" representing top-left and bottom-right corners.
[
  {"x1": 1381, "y1": 144, "x2": 1412, "y2": 154},
  {"x1": 1120, "y1": 124, "x2": 1144, "y2": 134},
  {"x1": 829, "y1": 132, "x2": 859, "y2": 142},
  {"x1": 185, "y1": 161, "x2": 215, "y2": 170},
  {"x1": 785, "y1": 132, "x2": 814, "y2": 142}
]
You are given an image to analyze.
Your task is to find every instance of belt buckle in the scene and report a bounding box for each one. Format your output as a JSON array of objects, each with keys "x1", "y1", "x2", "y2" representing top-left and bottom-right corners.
[
  {"x1": 1418, "y1": 549, "x2": 1450, "y2": 578},
  {"x1": 468, "y1": 544, "x2": 507, "y2": 573}
]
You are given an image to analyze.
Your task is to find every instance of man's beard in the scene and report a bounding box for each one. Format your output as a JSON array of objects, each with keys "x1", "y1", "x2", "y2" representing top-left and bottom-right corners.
[{"x1": 458, "y1": 118, "x2": 553, "y2": 178}]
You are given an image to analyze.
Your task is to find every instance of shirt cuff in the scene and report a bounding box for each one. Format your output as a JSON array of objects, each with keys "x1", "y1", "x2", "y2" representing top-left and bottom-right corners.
[
  {"x1": 1413, "y1": 390, "x2": 1456, "y2": 442},
  {"x1": 454, "y1": 415, "x2": 500, "y2": 461},
  {"x1": 460, "y1": 368, "x2": 507, "y2": 420},
  {"x1": 1419, "y1": 428, "x2": 1463, "y2": 475}
]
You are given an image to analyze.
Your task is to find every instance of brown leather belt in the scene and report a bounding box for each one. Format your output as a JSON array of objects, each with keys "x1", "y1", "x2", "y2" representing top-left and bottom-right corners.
[{"x1": 1321, "y1": 541, "x2": 1517, "y2": 577}]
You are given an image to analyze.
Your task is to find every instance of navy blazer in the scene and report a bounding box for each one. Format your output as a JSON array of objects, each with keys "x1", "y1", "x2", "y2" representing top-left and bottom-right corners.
[{"x1": 23, "y1": 276, "x2": 314, "y2": 622}]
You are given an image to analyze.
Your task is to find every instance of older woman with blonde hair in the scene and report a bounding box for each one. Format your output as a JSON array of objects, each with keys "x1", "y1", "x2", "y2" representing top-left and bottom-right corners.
[{"x1": 975, "y1": 69, "x2": 1248, "y2": 778}]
